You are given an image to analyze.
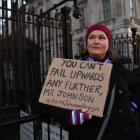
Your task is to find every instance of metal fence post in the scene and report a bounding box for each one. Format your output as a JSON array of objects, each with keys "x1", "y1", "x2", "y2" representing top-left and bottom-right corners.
[
  {"x1": 131, "y1": 28, "x2": 137, "y2": 64},
  {"x1": 0, "y1": 128, "x2": 1, "y2": 140},
  {"x1": 61, "y1": 6, "x2": 73, "y2": 59}
]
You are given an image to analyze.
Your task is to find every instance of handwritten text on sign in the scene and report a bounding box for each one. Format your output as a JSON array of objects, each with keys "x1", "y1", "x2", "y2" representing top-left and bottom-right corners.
[{"x1": 39, "y1": 58, "x2": 112, "y2": 117}]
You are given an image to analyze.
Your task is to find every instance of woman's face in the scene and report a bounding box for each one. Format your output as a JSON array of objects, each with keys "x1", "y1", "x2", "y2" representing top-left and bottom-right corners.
[{"x1": 87, "y1": 30, "x2": 109, "y2": 59}]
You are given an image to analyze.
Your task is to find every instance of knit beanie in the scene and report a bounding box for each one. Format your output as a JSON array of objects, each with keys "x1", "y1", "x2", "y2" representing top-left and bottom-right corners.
[{"x1": 86, "y1": 24, "x2": 112, "y2": 47}]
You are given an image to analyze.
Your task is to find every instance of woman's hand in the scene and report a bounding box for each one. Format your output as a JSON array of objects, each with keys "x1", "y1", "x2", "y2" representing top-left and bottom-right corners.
[
  {"x1": 82, "y1": 108, "x2": 92, "y2": 119},
  {"x1": 68, "y1": 108, "x2": 92, "y2": 125}
]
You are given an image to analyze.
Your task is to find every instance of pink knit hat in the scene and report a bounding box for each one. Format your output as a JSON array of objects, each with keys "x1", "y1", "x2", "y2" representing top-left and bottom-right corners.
[{"x1": 86, "y1": 24, "x2": 112, "y2": 47}]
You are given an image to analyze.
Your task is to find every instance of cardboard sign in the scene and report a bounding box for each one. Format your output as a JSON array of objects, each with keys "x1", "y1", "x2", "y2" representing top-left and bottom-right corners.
[{"x1": 39, "y1": 58, "x2": 112, "y2": 117}]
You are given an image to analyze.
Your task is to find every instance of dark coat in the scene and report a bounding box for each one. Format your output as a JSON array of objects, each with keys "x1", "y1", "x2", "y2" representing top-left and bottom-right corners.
[
  {"x1": 47, "y1": 60, "x2": 140, "y2": 140},
  {"x1": 132, "y1": 67, "x2": 140, "y2": 77}
]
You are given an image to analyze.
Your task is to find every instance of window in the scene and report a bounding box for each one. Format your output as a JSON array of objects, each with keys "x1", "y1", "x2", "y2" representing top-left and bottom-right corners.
[
  {"x1": 102, "y1": 0, "x2": 111, "y2": 20},
  {"x1": 78, "y1": 38, "x2": 84, "y2": 53},
  {"x1": 130, "y1": 0, "x2": 135, "y2": 17},
  {"x1": 79, "y1": 7, "x2": 85, "y2": 28},
  {"x1": 79, "y1": 43, "x2": 84, "y2": 53}
]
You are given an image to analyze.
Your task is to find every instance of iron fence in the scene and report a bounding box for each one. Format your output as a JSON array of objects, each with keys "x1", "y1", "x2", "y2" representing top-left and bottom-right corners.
[
  {"x1": 0, "y1": 0, "x2": 72, "y2": 139},
  {"x1": 112, "y1": 32, "x2": 140, "y2": 72},
  {"x1": 112, "y1": 33, "x2": 134, "y2": 71},
  {"x1": 0, "y1": 1, "x2": 72, "y2": 111}
]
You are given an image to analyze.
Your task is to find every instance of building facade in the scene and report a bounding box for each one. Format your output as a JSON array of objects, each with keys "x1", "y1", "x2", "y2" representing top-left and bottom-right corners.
[{"x1": 26, "y1": 0, "x2": 140, "y2": 59}]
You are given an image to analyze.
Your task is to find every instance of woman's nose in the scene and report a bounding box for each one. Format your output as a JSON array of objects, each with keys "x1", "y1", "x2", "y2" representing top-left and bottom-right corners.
[{"x1": 94, "y1": 38, "x2": 99, "y2": 44}]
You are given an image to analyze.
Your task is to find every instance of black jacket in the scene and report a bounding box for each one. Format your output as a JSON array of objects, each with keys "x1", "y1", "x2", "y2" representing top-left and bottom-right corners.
[
  {"x1": 132, "y1": 67, "x2": 140, "y2": 77},
  {"x1": 46, "y1": 60, "x2": 140, "y2": 140}
]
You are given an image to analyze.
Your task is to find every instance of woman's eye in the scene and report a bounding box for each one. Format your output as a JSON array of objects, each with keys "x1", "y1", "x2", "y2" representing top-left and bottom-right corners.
[
  {"x1": 89, "y1": 37, "x2": 94, "y2": 39},
  {"x1": 100, "y1": 37, "x2": 104, "y2": 39}
]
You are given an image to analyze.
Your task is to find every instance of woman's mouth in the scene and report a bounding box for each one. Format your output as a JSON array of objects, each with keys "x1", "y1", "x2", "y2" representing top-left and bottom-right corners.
[{"x1": 93, "y1": 47, "x2": 100, "y2": 49}]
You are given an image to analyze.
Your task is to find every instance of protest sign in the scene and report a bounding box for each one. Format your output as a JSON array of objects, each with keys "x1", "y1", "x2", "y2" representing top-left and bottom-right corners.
[{"x1": 39, "y1": 58, "x2": 112, "y2": 117}]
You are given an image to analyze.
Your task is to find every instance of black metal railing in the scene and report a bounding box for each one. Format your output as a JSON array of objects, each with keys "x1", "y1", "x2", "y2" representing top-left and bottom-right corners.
[
  {"x1": 112, "y1": 33, "x2": 134, "y2": 71},
  {"x1": 0, "y1": 0, "x2": 72, "y2": 139},
  {"x1": 0, "y1": 111, "x2": 48, "y2": 140},
  {"x1": 0, "y1": 89, "x2": 70, "y2": 140},
  {"x1": 112, "y1": 33, "x2": 140, "y2": 72},
  {"x1": 0, "y1": 0, "x2": 72, "y2": 113}
]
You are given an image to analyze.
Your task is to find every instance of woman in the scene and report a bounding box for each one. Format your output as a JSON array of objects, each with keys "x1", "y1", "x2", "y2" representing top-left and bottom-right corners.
[{"x1": 47, "y1": 24, "x2": 140, "y2": 140}]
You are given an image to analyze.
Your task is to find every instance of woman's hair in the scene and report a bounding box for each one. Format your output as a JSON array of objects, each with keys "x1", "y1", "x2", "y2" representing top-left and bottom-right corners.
[{"x1": 81, "y1": 47, "x2": 120, "y2": 61}]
